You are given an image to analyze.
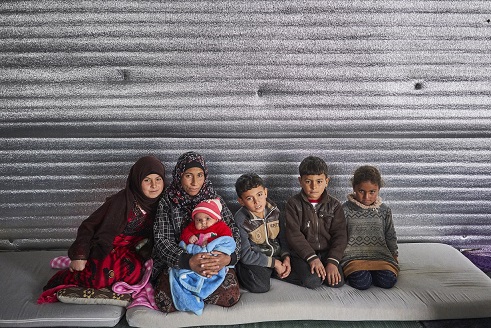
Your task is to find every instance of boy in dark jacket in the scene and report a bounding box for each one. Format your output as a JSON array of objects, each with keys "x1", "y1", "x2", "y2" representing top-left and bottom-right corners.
[
  {"x1": 234, "y1": 173, "x2": 291, "y2": 293},
  {"x1": 285, "y1": 156, "x2": 347, "y2": 289}
]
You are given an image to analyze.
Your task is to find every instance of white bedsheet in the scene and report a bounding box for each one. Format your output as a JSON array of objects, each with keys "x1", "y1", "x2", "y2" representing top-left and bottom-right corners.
[{"x1": 127, "y1": 243, "x2": 491, "y2": 328}]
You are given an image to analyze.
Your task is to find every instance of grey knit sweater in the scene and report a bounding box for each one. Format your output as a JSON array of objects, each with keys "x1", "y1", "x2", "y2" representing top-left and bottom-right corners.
[{"x1": 340, "y1": 194, "x2": 399, "y2": 270}]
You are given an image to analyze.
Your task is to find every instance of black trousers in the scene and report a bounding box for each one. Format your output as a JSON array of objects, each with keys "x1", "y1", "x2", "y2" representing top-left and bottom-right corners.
[
  {"x1": 235, "y1": 262, "x2": 274, "y2": 293},
  {"x1": 286, "y1": 252, "x2": 345, "y2": 289}
]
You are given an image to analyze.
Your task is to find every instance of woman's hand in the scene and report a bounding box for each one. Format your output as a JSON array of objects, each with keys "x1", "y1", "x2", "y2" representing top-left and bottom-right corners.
[
  {"x1": 69, "y1": 259, "x2": 87, "y2": 272},
  {"x1": 189, "y1": 252, "x2": 231, "y2": 278}
]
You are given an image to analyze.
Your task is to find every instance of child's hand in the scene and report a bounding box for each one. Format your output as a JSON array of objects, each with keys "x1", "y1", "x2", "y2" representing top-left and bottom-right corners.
[
  {"x1": 189, "y1": 235, "x2": 198, "y2": 244},
  {"x1": 273, "y1": 259, "x2": 286, "y2": 277},
  {"x1": 278, "y1": 256, "x2": 291, "y2": 279},
  {"x1": 69, "y1": 259, "x2": 87, "y2": 272},
  {"x1": 310, "y1": 258, "x2": 326, "y2": 280},
  {"x1": 325, "y1": 262, "x2": 341, "y2": 286}
]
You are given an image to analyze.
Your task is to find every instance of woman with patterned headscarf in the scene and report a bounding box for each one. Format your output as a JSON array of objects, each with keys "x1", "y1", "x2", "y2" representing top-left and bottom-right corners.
[
  {"x1": 152, "y1": 151, "x2": 241, "y2": 313},
  {"x1": 39, "y1": 155, "x2": 165, "y2": 302}
]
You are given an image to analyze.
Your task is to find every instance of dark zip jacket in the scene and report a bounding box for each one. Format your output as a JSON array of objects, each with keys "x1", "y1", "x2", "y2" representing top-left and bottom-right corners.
[{"x1": 285, "y1": 190, "x2": 347, "y2": 264}]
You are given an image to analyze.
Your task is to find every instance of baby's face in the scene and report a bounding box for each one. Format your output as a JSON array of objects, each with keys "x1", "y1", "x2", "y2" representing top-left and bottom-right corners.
[{"x1": 194, "y1": 212, "x2": 218, "y2": 230}]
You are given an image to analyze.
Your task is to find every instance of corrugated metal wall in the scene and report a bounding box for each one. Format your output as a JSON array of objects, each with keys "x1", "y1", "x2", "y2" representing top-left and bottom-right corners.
[{"x1": 1, "y1": 1, "x2": 490, "y2": 251}]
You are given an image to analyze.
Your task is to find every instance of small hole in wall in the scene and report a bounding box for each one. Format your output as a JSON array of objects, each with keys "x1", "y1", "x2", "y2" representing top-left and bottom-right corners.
[
  {"x1": 119, "y1": 69, "x2": 130, "y2": 82},
  {"x1": 256, "y1": 89, "x2": 264, "y2": 97},
  {"x1": 487, "y1": 19, "x2": 490, "y2": 23},
  {"x1": 414, "y1": 82, "x2": 423, "y2": 90}
]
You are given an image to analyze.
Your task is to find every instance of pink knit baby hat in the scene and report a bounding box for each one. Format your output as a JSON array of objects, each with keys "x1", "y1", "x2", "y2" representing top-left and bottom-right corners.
[{"x1": 192, "y1": 198, "x2": 222, "y2": 221}]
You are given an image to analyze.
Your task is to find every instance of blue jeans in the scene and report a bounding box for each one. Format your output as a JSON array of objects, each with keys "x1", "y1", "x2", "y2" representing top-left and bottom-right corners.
[{"x1": 347, "y1": 270, "x2": 397, "y2": 290}]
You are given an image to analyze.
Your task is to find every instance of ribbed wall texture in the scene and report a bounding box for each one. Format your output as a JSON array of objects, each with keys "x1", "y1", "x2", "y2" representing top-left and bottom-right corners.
[{"x1": 1, "y1": 1, "x2": 490, "y2": 251}]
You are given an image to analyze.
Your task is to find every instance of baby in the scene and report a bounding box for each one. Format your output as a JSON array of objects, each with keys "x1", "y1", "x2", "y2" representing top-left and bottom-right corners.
[{"x1": 180, "y1": 198, "x2": 233, "y2": 246}]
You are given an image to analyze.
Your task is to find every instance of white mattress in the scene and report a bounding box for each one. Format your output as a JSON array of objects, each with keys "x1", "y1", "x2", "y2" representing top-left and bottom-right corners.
[
  {"x1": 126, "y1": 243, "x2": 491, "y2": 328},
  {"x1": 0, "y1": 250, "x2": 125, "y2": 327}
]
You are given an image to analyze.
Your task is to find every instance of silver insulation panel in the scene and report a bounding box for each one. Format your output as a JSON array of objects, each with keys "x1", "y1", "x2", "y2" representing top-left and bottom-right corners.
[{"x1": 1, "y1": 1, "x2": 490, "y2": 251}]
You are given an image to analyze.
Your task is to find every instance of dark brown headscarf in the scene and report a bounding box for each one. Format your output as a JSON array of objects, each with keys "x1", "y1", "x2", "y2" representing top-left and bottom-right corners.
[
  {"x1": 126, "y1": 155, "x2": 166, "y2": 216},
  {"x1": 68, "y1": 155, "x2": 165, "y2": 260}
]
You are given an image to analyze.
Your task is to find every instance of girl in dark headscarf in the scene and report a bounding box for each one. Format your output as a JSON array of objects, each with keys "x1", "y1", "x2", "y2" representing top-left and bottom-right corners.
[
  {"x1": 41, "y1": 155, "x2": 165, "y2": 297},
  {"x1": 152, "y1": 151, "x2": 241, "y2": 313}
]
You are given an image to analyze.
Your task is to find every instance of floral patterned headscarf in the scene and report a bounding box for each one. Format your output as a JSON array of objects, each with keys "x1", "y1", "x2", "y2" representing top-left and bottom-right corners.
[{"x1": 166, "y1": 151, "x2": 217, "y2": 212}]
